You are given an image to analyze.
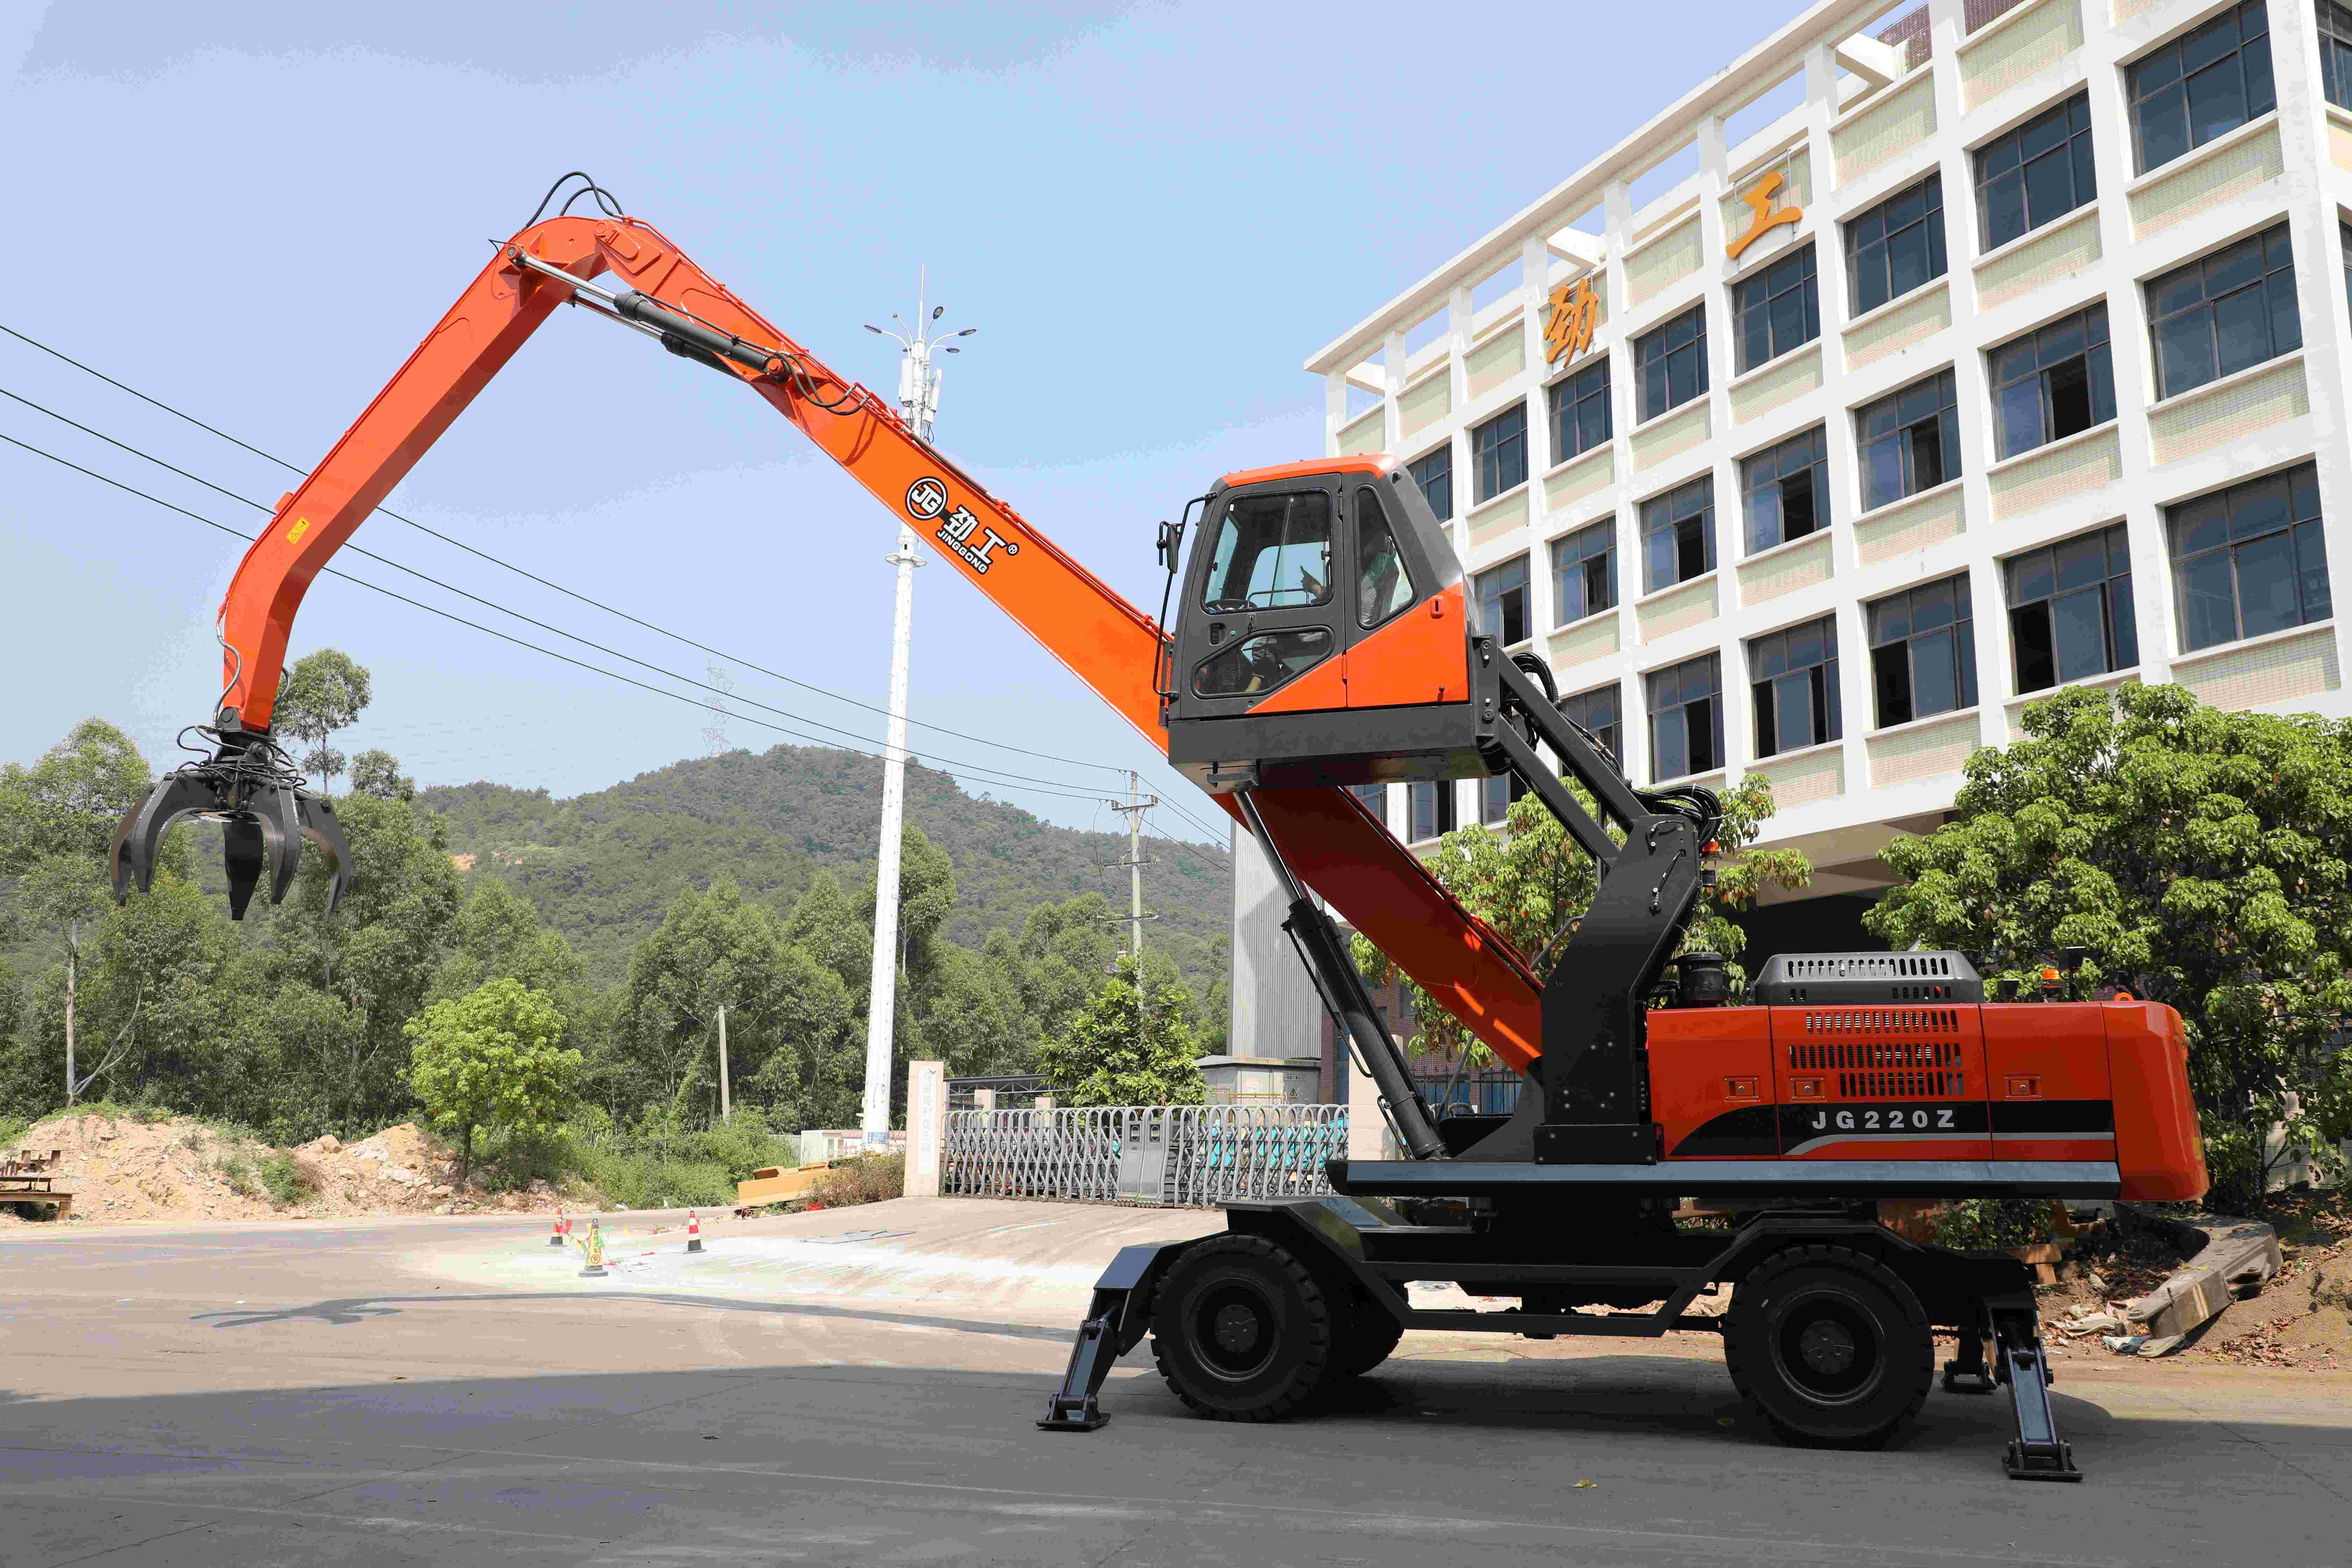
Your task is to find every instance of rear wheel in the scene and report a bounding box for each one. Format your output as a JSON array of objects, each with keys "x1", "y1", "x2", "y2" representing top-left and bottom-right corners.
[
  {"x1": 1723, "y1": 1244, "x2": 1933, "y2": 1449},
  {"x1": 1150, "y1": 1234, "x2": 1331, "y2": 1421}
]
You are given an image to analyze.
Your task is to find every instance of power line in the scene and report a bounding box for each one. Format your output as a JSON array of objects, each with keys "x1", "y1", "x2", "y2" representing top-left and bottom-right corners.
[
  {"x1": 0, "y1": 429, "x2": 1114, "y2": 806},
  {"x1": 0, "y1": 393, "x2": 1110, "y2": 799},
  {"x1": 0, "y1": 320, "x2": 1127, "y2": 775}
]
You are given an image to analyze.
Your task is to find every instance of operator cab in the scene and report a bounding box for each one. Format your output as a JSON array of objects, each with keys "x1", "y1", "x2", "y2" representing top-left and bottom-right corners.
[{"x1": 1160, "y1": 456, "x2": 1487, "y2": 793}]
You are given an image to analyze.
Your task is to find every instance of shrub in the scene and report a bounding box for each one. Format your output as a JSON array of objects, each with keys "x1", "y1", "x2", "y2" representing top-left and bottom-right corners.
[
  {"x1": 216, "y1": 1156, "x2": 256, "y2": 1198},
  {"x1": 811, "y1": 1153, "x2": 903, "y2": 1208},
  {"x1": 257, "y1": 1152, "x2": 310, "y2": 1208}
]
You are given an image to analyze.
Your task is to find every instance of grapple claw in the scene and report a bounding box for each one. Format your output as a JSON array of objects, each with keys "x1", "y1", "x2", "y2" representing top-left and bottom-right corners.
[
  {"x1": 296, "y1": 793, "x2": 353, "y2": 916},
  {"x1": 110, "y1": 772, "x2": 226, "y2": 905},
  {"x1": 108, "y1": 730, "x2": 352, "y2": 922}
]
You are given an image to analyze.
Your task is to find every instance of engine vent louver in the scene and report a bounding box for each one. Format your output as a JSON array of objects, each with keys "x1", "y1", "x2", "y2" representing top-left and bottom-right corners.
[
  {"x1": 1751, "y1": 951, "x2": 1983, "y2": 1005},
  {"x1": 1790, "y1": 1010, "x2": 1966, "y2": 1098}
]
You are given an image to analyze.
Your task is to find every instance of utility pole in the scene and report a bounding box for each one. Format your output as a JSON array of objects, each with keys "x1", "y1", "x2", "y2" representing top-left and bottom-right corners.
[
  {"x1": 857, "y1": 275, "x2": 977, "y2": 1152},
  {"x1": 716, "y1": 1004, "x2": 730, "y2": 1123},
  {"x1": 1107, "y1": 771, "x2": 1159, "y2": 957}
]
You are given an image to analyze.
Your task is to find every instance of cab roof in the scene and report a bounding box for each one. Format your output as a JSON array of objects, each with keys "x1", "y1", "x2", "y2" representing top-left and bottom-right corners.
[{"x1": 1218, "y1": 454, "x2": 1396, "y2": 490}]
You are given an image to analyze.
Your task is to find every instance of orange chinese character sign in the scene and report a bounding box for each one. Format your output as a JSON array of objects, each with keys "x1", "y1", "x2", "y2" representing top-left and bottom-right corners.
[
  {"x1": 1544, "y1": 275, "x2": 1601, "y2": 366},
  {"x1": 1726, "y1": 170, "x2": 1803, "y2": 261}
]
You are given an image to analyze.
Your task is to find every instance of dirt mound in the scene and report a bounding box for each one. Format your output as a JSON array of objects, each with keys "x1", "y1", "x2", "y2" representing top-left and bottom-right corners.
[{"x1": 0, "y1": 1112, "x2": 593, "y2": 1226}]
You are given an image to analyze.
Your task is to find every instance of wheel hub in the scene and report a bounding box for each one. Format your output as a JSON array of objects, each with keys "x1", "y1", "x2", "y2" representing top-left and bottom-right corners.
[
  {"x1": 1213, "y1": 1303, "x2": 1262, "y2": 1356},
  {"x1": 1799, "y1": 1319, "x2": 1858, "y2": 1375}
]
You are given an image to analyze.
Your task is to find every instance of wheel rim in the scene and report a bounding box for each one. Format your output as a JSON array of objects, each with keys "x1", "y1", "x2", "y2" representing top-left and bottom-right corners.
[
  {"x1": 1770, "y1": 1289, "x2": 1884, "y2": 1406},
  {"x1": 1191, "y1": 1280, "x2": 1278, "y2": 1380}
]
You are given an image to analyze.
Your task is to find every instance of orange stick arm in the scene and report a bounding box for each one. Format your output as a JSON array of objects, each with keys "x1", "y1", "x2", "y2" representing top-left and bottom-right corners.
[{"x1": 212, "y1": 212, "x2": 1544, "y2": 1070}]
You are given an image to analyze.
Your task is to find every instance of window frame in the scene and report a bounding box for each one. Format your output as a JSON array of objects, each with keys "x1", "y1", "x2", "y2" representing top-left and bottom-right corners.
[
  {"x1": 1748, "y1": 614, "x2": 1842, "y2": 758},
  {"x1": 1731, "y1": 244, "x2": 1820, "y2": 375},
  {"x1": 1645, "y1": 653, "x2": 1724, "y2": 782},
  {"x1": 1407, "y1": 444, "x2": 1454, "y2": 523},
  {"x1": 1550, "y1": 518, "x2": 1617, "y2": 625},
  {"x1": 2168, "y1": 461, "x2": 2332, "y2": 652},
  {"x1": 1987, "y1": 303, "x2": 2116, "y2": 460},
  {"x1": 2324, "y1": 0, "x2": 2352, "y2": 111},
  {"x1": 1856, "y1": 369, "x2": 1961, "y2": 513},
  {"x1": 1470, "y1": 402, "x2": 1529, "y2": 505},
  {"x1": 1546, "y1": 356, "x2": 1613, "y2": 466},
  {"x1": 1474, "y1": 553, "x2": 1532, "y2": 648},
  {"x1": 1974, "y1": 92, "x2": 2097, "y2": 253},
  {"x1": 1740, "y1": 425, "x2": 1830, "y2": 556},
  {"x1": 1198, "y1": 489, "x2": 1336, "y2": 613},
  {"x1": 1866, "y1": 575, "x2": 1978, "y2": 729},
  {"x1": 1561, "y1": 682, "x2": 1622, "y2": 770},
  {"x1": 1633, "y1": 303, "x2": 1709, "y2": 423},
  {"x1": 1844, "y1": 172, "x2": 1947, "y2": 316},
  {"x1": 2004, "y1": 522, "x2": 2138, "y2": 695},
  {"x1": 1408, "y1": 780, "x2": 1458, "y2": 843},
  {"x1": 2144, "y1": 222, "x2": 2301, "y2": 401},
  {"x1": 2125, "y1": 0, "x2": 2275, "y2": 176},
  {"x1": 1639, "y1": 475, "x2": 1716, "y2": 595}
]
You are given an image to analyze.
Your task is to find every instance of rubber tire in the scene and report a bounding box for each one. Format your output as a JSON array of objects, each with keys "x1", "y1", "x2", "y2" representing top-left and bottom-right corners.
[
  {"x1": 1331, "y1": 1294, "x2": 1404, "y2": 1378},
  {"x1": 1150, "y1": 1234, "x2": 1332, "y2": 1421},
  {"x1": 1723, "y1": 1244, "x2": 1933, "y2": 1449}
]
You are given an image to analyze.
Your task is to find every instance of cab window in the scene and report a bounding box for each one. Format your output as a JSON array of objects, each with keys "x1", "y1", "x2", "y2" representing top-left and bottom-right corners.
[
  {"x1": 1203, "y1": 492, "x2": 1332, "y2": 612},
  {"x1": 1192, "y1": 628, "x2": 1333, "y2": 697},
  {"x1": 1355, "y1": 486, "x2": 1415, "y2": 628}
]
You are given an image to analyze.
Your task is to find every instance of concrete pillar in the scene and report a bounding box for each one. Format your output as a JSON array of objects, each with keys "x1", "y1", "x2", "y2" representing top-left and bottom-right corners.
[
  {"x1": 904, "y1": 1059, "x2": 944, "y2": 1197},
  {"x1": 972, "y1": 1088, "x2": 996, "y2": 1111},
  {"x1": 1227, "y1": 818, "x2": 1324, "y2": 1058}
]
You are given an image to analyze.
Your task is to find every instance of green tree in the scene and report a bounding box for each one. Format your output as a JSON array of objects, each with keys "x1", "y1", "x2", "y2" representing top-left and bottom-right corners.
[
  {"x1": 0, "y1": 719, "x2": 160, "y2": 1103},
  {"x1": 784, "y1": 870, "x2": 868, "y2": 999},
  {"x1": 349, "y1": 748, "x2": 415, "y2": 802},
  {"x1": 1036, "y1": 953, "x2": 1205, "y2": 1107},
  {"x1": 276, "y1": 649, "x2": 372, "y2": 794},
  {"x1": 435, "y1": 881, "x2": 582, "y2": 1003},
  {"x1": 1864, "y1": 684, "x2": 2352, "y2": 1210},
  {"x1": 405, "y1": 978, "x2": 579, "y2": 1184},
  {"x1": 1354, "y1": 775, "x2": 1808, "y2": 1064}
]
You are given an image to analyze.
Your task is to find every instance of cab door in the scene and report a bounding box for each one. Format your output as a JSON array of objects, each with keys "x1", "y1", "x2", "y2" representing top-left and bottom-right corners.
[{"x1": 1176, "y1": 484, "x2": 1349, "y2": 719}]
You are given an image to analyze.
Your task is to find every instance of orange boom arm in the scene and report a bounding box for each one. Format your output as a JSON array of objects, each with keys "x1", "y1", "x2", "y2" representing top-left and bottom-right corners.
[{"x1": 194, "y1": 211, "x2": 1543, "y2": 1068}]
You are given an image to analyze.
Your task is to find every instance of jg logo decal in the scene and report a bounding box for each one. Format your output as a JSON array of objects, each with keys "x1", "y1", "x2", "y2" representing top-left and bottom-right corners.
[{"x1": 904, "y1": 477, "x2": 948, "y2": 522}]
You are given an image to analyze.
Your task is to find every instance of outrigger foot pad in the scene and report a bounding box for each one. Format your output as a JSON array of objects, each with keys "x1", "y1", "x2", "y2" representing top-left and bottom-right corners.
[
  {"x1": 1038, "y1": 1242, "x2": 1185, "y2": 1434},
  {"x1": 109, "y1": 731, "x2": 352, "y2": 922},
  {"x1": 1992, "y1": 1301, "x2": 2082, "y2": 1482}
]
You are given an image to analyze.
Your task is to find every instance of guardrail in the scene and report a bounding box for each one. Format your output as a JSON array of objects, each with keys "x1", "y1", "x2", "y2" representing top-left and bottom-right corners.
[{"x1": 942, "y1": 1104, "x2": 1348, "y2": 1206}]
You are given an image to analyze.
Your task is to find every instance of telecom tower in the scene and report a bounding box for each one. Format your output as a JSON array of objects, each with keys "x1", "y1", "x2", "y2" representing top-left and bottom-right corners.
[{"x1": 856, "y1": 276, "x2": 975, "y2": 1150}]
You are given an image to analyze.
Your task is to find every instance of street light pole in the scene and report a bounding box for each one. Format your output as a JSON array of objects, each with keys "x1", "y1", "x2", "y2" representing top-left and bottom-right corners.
[{"x1": 857, "y1": 275, "x2": 976, "y2": 1152}]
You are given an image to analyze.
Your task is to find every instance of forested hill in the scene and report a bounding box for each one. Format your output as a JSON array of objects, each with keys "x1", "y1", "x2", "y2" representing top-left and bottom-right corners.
[{"x1": 419, "y1": 744, "x2": 1231, "y2": 994}]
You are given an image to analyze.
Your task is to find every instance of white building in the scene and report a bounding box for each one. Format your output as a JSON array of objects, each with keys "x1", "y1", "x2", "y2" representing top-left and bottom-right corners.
[{"x1": 1234, "y1": 0, "x2": 2352, "y2": 1061}]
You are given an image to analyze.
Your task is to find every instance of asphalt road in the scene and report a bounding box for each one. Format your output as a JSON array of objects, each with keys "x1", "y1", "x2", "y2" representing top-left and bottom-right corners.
[{"x1": 3, "y1": 1200, "x2": 2348, "y2": 1566}]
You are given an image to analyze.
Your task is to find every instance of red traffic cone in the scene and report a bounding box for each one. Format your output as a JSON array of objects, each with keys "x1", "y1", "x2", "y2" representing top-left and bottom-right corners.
[
  {"x1": 686, "y1": 1210, "x2": 704, "y2": 1253},
  {"x1": 550, "y1": 1210, "x2": 568, "y2": 1248}
]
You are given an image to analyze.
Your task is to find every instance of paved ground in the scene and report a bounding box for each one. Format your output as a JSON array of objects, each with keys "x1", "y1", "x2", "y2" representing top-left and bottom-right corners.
[{"x1": 4, "y1": 1198, "x2": 2348, "y2": 1566}]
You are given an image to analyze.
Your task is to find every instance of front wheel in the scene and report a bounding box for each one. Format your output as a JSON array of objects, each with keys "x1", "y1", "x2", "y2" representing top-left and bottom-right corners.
[
  {"x1": 1150, "y1": 1234, "x2": 1332, "y2": 1421},
  {"x1": 1723, "y1": 1244, "x2": 1933, "y2": 1449}
]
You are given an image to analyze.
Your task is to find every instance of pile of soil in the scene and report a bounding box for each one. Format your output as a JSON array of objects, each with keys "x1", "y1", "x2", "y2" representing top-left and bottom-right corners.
[{"x1": 0, "y1": 1111, "x2": 594, "y2": 1226}]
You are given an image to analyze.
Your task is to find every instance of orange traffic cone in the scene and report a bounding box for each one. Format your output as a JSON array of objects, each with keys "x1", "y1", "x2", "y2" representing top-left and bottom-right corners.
[
  {"x1": 686, "y1": 1210, "x2": 704, "y2": 1253},
  {"x1": 550, "y1": 1211, "x2": 567, "y2": 1248}
]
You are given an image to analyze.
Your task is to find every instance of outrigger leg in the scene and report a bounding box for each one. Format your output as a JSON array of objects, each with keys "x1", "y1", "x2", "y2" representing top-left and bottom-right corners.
[
  {"x1": 1038, "y1": 1243, "x2": 1186, "y2": 1432},
  {"x1": 1993, "y1": 1298, "x2": 2081, "y2": 1482}
]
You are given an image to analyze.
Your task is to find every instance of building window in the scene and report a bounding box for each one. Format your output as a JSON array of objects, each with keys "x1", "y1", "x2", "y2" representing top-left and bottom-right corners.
[
  {"x1": 1634, "y1": 304, "x2": 1708, "y2": 422},
  {"x1": 2007, "y1": 523, "x2": 2137, "y2": 694},
  {"x1": 1868, "y1": 576, "x2": 1977, "y2": 728},
  {"x1": 2324, "y1": 0, "x2": 2352, "y2": 110},
  {"x1": 1732, "y1": 245, "x2": 1820, "y2": 374},
  {"x1": 1974, "y1": 92, "x2": 2095, "y2": 251},
  {"x1": 1640, "y1": 476, "x2": 1715, "y2": 594},
  {"x1": 1347, "y1": 782, "x2": 1387, "y2": 823},
  {"x1": 1409, "y1": 780, "x2": 1457, "y2": 842},
  {"x1": 1646, "y1": 654, "x2": 1723, "y2": 780},
  {"x1": 1480, "y1": 771, "x2": 1528, "y2": 826},
  {"x1": 1741, "y1": 426, "x2": 1829, "y2": 555},
  {"x1": 1407, "y1": 445, "x2": 1453, "y2": 522},
  {"x1": 2128, "y1": 0, "x2": 2274, "y2": 175},
  {"x1": 1562, "y1": 682, "x2": 1621, "y2": 767},
  {"x1": 1749, "y1": 616, "x2": 1841, "y2": 758},
  {"x1": 1470, "y1": 403, "x2": 1527, "y2": 504},
  {"x1": 1857, "y1": 370, "x2": 1960, "y2": 512},
  {"x1": 1989, "y1": 304, "x2": 2115, "y2": 460},
  {"x1": 2170, "y1": 462, "x2": 2332, "y2": 652},
  {"x1": 1547, "y1": 357, "x2": 1612, "y2": 465},
  {"x1": 2147, "y1": 223, "x2": 2300, "y2": 400},
  {"x1": 1551, "y1": 519, "x2": 1616, "y2": 624},
  {"x1": 1474, "y1": 554, "x2": 1531, "y2": 646},
  {"x1": 1846, "y1": 173, "x2": 1946, "y2": 315}
]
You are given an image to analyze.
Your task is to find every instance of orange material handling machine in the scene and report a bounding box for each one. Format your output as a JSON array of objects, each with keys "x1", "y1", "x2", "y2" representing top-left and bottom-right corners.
[{"x1": 111, "y1": 178, "x2": 2203, "y2": 1481}]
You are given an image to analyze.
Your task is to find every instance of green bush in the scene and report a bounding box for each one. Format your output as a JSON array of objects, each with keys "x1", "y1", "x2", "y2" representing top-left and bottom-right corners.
[
  {"x1": 216, "y1": 1156, "x2": 256, "y2": 1198},
  {"x1": 1933, "y1": 1198, "x2": 2057, "y2": 1251},
  {"x1": 257, "y1": 1152, "x2": 310, "y2": 1207},
  {"x1": 559, "y1": 1102, "x2": 798, "y2": 1210}
]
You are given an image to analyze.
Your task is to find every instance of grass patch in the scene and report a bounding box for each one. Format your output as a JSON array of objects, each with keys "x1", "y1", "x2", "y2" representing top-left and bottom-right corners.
[
  {"x1": 215, "y1": 1155, "x2": 257, "y2": 1198},
  {"x1": 257, "y1": 1152, "x2": 311, "y2": 1207},
  {"x1": 811, "y1": 1153, "x2": 903, "y2": 1208}
]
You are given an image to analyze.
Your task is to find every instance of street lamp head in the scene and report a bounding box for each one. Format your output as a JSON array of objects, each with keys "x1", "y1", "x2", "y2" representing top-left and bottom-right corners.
[
  {"x1": 931, "y1": 304, "x2": 945, "y2": 320},
  {"x1": 943, "y1": 346, "x2": 959, "y2": 354},
  {"x1": 863, "y1": 324, "x2": 883, "y2": 334},
  {"x1": 957, "y1": 327, "x2": 978, "y2": 337}
]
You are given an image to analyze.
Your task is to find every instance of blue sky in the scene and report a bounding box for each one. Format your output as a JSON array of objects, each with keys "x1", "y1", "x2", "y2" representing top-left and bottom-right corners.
[{"x1": 1, "y1": 1, "x2": 1801, "y2": 842}]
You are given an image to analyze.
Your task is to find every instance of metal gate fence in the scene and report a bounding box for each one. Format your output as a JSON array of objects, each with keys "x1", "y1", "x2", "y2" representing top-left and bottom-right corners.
[{"x1": 942, "y1": 1105, "x2": 1347, "y2": 1205}]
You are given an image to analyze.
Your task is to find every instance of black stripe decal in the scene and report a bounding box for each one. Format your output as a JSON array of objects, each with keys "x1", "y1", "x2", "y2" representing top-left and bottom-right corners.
[
  {"x1": 1991, "y1": 1099, "x2": 2115, "y2": 1134},
  {"x1": 1669, "y1": 1106, "x2": 1778, "y2": 1158}
]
